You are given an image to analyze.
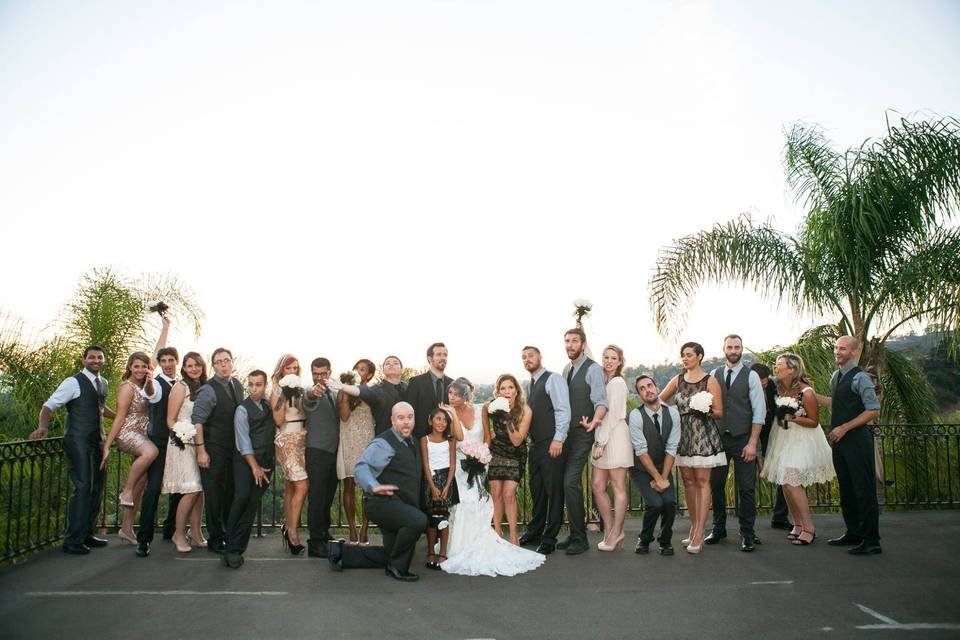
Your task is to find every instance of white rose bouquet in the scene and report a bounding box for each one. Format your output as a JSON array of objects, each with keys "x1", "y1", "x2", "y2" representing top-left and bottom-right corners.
[
  {"x1": 572, "y1": 298, "x2": 593, "y2": 325},
  {"x1": 279, "y1": 374, "x2": 303, "y2": 406},
  {"x1": 774, "y1": 395, "x2": 804, "y2": 428},
  {"x1": 170, "y1": 420, "x2": 196, "y2": 450},
  {"x1": 688, "y1": 390, "x2": 714, "y2": 417},
  {"x1": 339, "y1": 370, "x2": 361, "y2": 386},
  {"x1": 487, "y1": 396, "x2": 514, "y2": 433}
]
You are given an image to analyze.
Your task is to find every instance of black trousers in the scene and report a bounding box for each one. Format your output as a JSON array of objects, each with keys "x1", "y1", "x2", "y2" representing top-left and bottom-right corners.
[
  {"x1": 199, "y1": 443, "x2": 234, "y2": 548},
  {"x1": 833, "y1": 428, "x2": 880, "y2": 544},
  {"x1": 630, "y1": 467, "x2": 677, "y2": 545},
  {"x1": 524, "y1": 441, "x2": 566, "y2": 545},
  {"x1": 305, "y1": 448, "x2": 338, "y2": 542},
  {"x1": 226, "y1": 455, "x2": 272, "y2": 554},
  {"x1": 137, "y1": 436, "x2": 182, "y2": 544},
  {"x1": 340, "y1": 495, "x2": 426, "y2": 573},
  {"x1": 710, "y1": 432, "x2": 757, "y2": 536},
  {"x1": 63, "y1": 431, "x2": 106, "y2": 545},
  {"x1": 562, "y1": 427, "x2": 594, "y2": 543}
]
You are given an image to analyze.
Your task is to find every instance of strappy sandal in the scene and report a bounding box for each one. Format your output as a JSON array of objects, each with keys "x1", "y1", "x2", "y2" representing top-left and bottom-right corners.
[
  {"x1": 425, "y1": 554, "x2": 441, "y2": 570},
  {"x1": 787, "y1": 527, "x2": 802, "y2": 541},
  {"x1": 792, "y1": 530, "x2": 816, "y2": 546}
]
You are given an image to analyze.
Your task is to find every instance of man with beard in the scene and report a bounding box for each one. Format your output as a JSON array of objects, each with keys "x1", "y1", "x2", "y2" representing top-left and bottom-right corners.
[
  {"x1": 707, "y1": 334, "x2": 766, "y2": 552},
  {"x1": 405, "y1": 343, "x2": 453, "y2": 439}
]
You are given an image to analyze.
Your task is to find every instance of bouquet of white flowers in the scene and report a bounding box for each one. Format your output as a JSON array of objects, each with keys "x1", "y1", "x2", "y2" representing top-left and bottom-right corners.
[
  {"x1": 572, "y1": 298, "x2": 593, "y2": 324},
  {"x1": 688, "y1": 390, "x2": 714, "y2": 417},
  {"x1": 487, "y1": 396, "x2": 514, "y2": 433},
  {"x1": 279, "y1": 374, "x2": 303, "y2": 406},
  {"x1": 339, "y1": 370, "x2": 361, "y2": 386},
  {"x1": 170, "y1": 420, "x2": 196, "y2": 450},
  {"x1": 774, "y1": 395, "x2": 804, "y2": 428}
]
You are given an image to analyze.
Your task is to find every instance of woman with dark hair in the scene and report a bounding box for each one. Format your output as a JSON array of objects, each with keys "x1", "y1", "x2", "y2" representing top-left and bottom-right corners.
[
  {"x1": 100, "y1": 352, "x2": 160, "y2": 543},
  {"x1": 162, "y1": 352, "x2": 208, "y2": 552},
  {"x1": 270, "y1": 354, "x2": 308, "y2": 554},
  {"x1": 484, "y1": 373, "x2": 532, "y2": 545},
  {"x1": 658, "y1": 341, "x2": 726, "y2": 554},
  {"x1": 420, "y1": 407, "x2": 459, "y2": 569},
  {"x1": 591, "y1": 345, "x2": 633, "y2": 551},
  {"x1": 336, "y1": 358, "x2": 377, "y2": 545}
]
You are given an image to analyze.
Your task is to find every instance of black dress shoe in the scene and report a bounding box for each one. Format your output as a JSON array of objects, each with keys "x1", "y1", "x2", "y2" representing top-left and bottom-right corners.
[
  {"x1": 848, "y1": 542, "x2": 882, "y2": 556},
  {"x1": 704, "y1": 531, "x2": 726, "y2": 545},
  {"x1": 635, "y1": 540, "x2": 650, "y2": 555},
  {"x1": 223, "y1": 552, "x2": 244, "y2": 568},
  {"x1": 740, "y1": 537, "x2": 755, "y2": 552},
  {"x1": 308, "y1": 539, "x2": 329, "y2": 558},
  {"x1": 565, "y1": 540, "x2": 589, "y2": 555},
  {"x1": 136, "y1": 542, "x2": 150, "y2": 557},
  {"x1": 770, "y1": 520, "x2": 794, "y2": 531},
  {"x1": 84, "y1": 535, "x2": 108, "y2": 548},
  {"x1": 535, "y1": 543, "x2": 555, "y2": 555},
  {"x1": 659, "y1": 544, "x2": 674, "y2": 556},
  {"x1": 518, "y1": 534, "x2": 542, "y2": 548},
  {"x1": 385, "y1": 565, "x2": 419, "y2": 582},
  {"x1": 62, "y1": 543, "x2": 91, "y2": 555},
  {"x1": 827, "y1": 534, "x2": 862, "y2": 546},
  {"x1": 207, "y1": 540, "x2": 227, "y2": 554},
  {"x1": 556, "y1": 537, "x2": 572, "y2": 550},
  {"x1": 327, "y1": 540, "x2": 344, "y2": 572}
]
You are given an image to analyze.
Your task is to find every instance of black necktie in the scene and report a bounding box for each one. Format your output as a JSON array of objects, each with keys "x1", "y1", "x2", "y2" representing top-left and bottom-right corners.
[
  {"x1": 653, "y1": 412, "x2": 662, "y2": 437},
  {"x1": 325, "y1": 390, "x2": 337, "y2": 413},
  {"x1": 566, "y1": 366, "x2": 574, "y2": 384},
  {"x1": 725, "y1": 369, "x2": 733, "y2": 390},
  {"x1": 435, "y1": 378, "x2": 444, "y2": 404}
]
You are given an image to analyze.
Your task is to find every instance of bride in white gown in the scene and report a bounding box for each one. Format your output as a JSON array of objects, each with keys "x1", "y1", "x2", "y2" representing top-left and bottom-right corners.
[{"x1": 441, "y1": 379, "x2": 545, "y2": 577}]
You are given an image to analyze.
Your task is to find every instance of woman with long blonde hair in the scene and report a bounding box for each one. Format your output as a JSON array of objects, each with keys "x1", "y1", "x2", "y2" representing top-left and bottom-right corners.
[{"x1": 270, "y1": 354, "x2": 308, "y2": 554}]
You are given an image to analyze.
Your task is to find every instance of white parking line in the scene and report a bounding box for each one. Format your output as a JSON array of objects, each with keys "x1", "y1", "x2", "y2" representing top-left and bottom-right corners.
[
  {"x1": 26, "y1": 590, "x2": 288, "y2": 596},
  {"x1": 174, "y1": 557, "x2": 303, "y2": 561},
  {"x1": 853, "y1": 603, "x2": 960, "y2": 631},
  {"x1": 750, "y1": 580, "x2": 794, "y2": 585}
]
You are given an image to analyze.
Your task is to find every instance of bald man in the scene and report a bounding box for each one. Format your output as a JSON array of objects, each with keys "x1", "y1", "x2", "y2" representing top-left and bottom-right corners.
[{"x1": 327, "y1": 402, "x2": 427, "y2": 581}]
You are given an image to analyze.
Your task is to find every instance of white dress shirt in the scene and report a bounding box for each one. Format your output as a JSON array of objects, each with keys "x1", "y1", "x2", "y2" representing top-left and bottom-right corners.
[{"x1": 44, "y1": 368, "x2": 107, "y2": 411}]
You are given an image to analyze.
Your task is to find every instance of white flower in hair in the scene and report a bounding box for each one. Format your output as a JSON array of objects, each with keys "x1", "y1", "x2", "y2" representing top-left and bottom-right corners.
[
  {"x1": 488, "y1": 397, "x2": 510, "y2": 413},
  {"x1": 279, "y1": 374, "x2": 301, "y2": 389},
  {"x1": 688, "y1": 390, "x2": 713, "y2": 414}
]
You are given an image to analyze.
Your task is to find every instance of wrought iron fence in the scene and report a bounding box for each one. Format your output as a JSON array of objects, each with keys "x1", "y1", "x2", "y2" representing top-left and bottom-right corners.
[{"x1": 2, "y1": 423, "x2": 958, "y2": 563}]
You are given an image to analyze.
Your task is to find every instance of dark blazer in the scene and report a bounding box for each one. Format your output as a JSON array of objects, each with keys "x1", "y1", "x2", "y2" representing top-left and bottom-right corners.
[{"x1": 405, "y1": 371, "x2": 453, "y2": 439}]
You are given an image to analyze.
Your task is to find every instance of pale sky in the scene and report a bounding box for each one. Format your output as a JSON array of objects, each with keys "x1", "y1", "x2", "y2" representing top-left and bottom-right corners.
[{"x1": 1, "y1": 0, "x2": 958, "y2": 382}]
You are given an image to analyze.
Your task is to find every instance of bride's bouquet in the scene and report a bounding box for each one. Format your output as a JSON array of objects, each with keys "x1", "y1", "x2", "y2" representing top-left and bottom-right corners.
[
  {"x1": 460, "y1": 441, "x2": 492, "y2": 496},
  {"x1": 572, "y1": 298, "x2": 593, "y2": 325},
  {"x1": 688, "y1": 390, "x2": 714, "y2": 418},
  {"x1": 339, "y1": 370, "x2": 361, "y2": 385},
  {"x1": 170, "y1": 420, "x2": 196, "y2": 450},
  {"x1": 279, "y1": 374, "x2": 303, "y2": 406},
  {"x1": 774, "y1": 396, "x2": 803, "y2": 428},
  {"x1": 147, "y1": 300, "x2": 169, "y2": 316},
  {"x1": 488, "y1": 396, "x2": 514, "y2": 433}
]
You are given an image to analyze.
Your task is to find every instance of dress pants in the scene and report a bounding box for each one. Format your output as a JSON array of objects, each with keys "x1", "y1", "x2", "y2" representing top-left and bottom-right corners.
[
  {"x1": 62, "y1": 431, "x2": 106, "y2": 545},
  {"x1": 340, "y1": 495, "x2": 426, "y2": 573},
  {"x1": 630, "y1": 467, "x2": 676, "y2": 544},
  {"x1": 832, "y1": 428, "x2": 880, "y2": 544},
  {"x1": 305, "y1": 448, "x2": 338, "y2": 542},
  {"x1": 710, "y1": 432, "x2": 757, "y2": 537},
  {"x1": 137, "y1": 435, "x2": 182, "y2": 543},
  {"x1": 562, "y1": 427, "x2": 594, "y2": 543},
  {"x1": 760, "y1": 427, "x2": 790, "y2": 524},
  {"x1": 525, "y1": 441, "x2": 565, "y2": 545},
  {"x1": 226, "y1": 455, "x2": 272, "y2": 554},
  {"x1": 199, "y1": 443, "x2": 234, "y2": 549}
]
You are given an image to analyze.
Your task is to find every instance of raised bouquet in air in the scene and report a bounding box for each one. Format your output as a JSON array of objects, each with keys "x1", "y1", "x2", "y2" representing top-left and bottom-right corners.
[
  {"x1": 488, "y1": 396, "x2": 514, "y2": 433},
  {"x1": 279, "y1": 374, "x2": 303, "y2": 406},
  {"x1": 774, "y1": 396, "x2": 803, "y2": 429},
  {"x1": 339, "y1": 370, "x2": 361, "y2": 385},
  {"x1": 572, "y1": 298, "x2": 593, "y2": 325},
  {"x1": 170, "y1": 420, "x2": 196, "y2": 450},
  {"x1": 688, "y1": 390, "x2": 714, "y2": 417},
  {"x1": 460, "y1": 441, "x2": 492, "y2": 496},
  {"x1": 147, "y1": 300, "x2": 169, "y2": 316}
]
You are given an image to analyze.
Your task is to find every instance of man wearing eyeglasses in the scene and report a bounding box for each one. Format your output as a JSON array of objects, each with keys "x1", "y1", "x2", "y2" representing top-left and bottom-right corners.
[{"x1": 191, "y1": 347, "x2": 245, "y2": 554}]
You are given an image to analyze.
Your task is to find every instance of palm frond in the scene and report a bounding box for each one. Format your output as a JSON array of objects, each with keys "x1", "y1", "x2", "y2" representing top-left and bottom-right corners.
[
  {"x1": 880, "y1": 347, "x2": 936, "y2": 423},
  {"x1": 784, "y1": 123, "x2": 844, "y2": 217},
  {"x1": 137, "y1": 273, "x2": 205, "y2": 338}
]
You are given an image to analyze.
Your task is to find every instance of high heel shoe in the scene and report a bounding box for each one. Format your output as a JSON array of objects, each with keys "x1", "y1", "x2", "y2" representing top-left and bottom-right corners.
[
  {"x1": 792, "y1": 530, "x2": 817, "y2": 546},
  {"x1": 118, "y1": 492, "x2": 134, "y2": 508},
  {"x1": 117, "y1": 529, "x2": 137, "y2": 545},
  {"x1": 686, "y1": 534, "x2": 703, "y2": 554},
  {"x1": 187, "y1": 532, "x2": 207, "y2": 548},
  {"x1": 282, "y1": 525, "x2": 305, "y2": 556},
  {"x1": 171, "y1": 534, "x2": 192, "y2": 553}
]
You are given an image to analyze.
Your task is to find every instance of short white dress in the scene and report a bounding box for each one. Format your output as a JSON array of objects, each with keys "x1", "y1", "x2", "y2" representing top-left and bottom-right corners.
[{"x1": 761, "y1": 388, "x2": 836, "y2": 487}]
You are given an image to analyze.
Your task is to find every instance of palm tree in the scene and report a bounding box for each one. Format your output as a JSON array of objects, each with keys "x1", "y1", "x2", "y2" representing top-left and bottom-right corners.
[{"x1": 649, "y1": 114, "x2": 960, "y2": 422}]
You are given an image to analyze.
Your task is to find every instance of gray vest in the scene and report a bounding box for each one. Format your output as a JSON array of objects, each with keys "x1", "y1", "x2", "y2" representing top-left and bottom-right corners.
[
  {"x1": 305, "y1": 390, "x2": 340, "y2": 453},
  {"x1": 713, "y1": 366, "x2": 752, "y2": 437},
  {"x1": 65, "y1": 373, "x2": 105, "y2": 438},
  {"x1": 635, "y1": 407, "x2": 674, "y2": 470},
  {"x1": 568, "y1": 357, "x2": 596, "y2": 432}
]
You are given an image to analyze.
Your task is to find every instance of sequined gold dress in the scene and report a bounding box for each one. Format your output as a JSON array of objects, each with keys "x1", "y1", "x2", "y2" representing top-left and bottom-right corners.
[
  {"x1": 116, "y1": 380, "x2": 151, "y2": 454},
  {"x1": 275, "y1": 397, "x2": 308, "y2": 481}
]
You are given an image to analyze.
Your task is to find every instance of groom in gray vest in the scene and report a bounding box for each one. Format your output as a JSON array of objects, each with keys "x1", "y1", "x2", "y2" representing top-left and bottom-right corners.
[
  {"x1": 558, "y1": 328, "x2": 607, "y2": 555},
  {"x1": 707, "y1": 334, "x2": 766, "y2": 552}
]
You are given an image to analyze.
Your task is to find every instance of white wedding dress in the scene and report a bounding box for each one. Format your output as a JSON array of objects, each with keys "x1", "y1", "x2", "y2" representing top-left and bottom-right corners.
[{"x1": 441, "y1": 405, "x2": 545, "y2": 577}]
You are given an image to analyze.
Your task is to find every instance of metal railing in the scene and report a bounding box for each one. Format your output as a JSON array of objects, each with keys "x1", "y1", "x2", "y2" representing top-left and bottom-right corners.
[{"x1": 2, "y1": 423, "x2": 958, "y2": 563}]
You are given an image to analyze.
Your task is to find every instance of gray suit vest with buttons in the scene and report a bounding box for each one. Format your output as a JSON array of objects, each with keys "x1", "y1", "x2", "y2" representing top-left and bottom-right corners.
[{"x1": 713, "y1": 367, "x2": 752, "y2": 437}]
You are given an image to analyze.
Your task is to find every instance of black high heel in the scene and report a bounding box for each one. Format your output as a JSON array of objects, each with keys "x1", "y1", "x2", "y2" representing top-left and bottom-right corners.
[{"x1": 283, "y1": 525, "x2": 305, "y2": 555}]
